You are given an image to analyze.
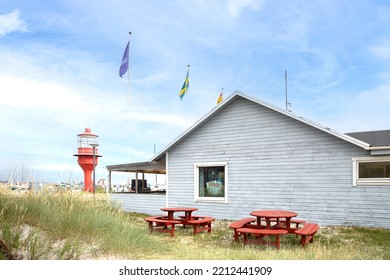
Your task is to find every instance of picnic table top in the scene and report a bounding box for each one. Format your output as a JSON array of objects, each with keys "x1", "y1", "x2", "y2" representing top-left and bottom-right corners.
[
  {"x1": 250, "y1": 210, "x2": 297, "y2": 219},
  {"x1": 160, "y1": 207, "x2": 198, "y2": 212}
]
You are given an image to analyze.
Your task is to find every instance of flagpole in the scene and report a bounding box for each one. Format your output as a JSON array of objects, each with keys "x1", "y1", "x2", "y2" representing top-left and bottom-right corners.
[
  {"x1": 127, "y1": 32, "x2": 132, "y2": 162},
  {"x1": 186, "y1": 64, "x2": 190, "y2": 129}
]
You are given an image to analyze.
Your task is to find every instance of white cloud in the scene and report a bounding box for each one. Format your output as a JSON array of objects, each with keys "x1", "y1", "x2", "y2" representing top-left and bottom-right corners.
[
  {"x1": 226, "y1": 0, "x2": 263, "y2": 17},
  {"x1": 0, "y1": 75, "x2": 95, "y2": 113},
  {"x1": 369, "y1": 45, "x2": 390, "y2": 59},
  {"x1": 0, "y1": 10, "x2": 27, "y2": 36}
]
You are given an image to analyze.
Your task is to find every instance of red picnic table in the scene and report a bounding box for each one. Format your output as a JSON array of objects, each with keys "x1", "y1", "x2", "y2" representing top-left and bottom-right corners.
[
  {"x1": 250, "y1": 209, "x2": 298, "y2": 233},
  {"x1": 231, "y1": 210, "x2": 318, "y2": 249},
  {"x1": 160, "y1": 207, "x2": 198, "y2": 222},
  {"x1": 145, "y1": 207, "x2": 215, "y2": 237},
  {"x1": 231, "y1": 210, "x2": 299, "y2": 249}
]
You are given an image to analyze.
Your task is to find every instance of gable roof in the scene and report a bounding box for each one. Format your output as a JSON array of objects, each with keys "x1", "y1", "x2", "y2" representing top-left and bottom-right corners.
[{"x1": 151, "y1": 91, "x2": 372, "y2": 161}]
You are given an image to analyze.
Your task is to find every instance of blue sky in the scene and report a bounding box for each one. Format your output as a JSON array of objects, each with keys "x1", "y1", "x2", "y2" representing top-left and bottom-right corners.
[{"x1": 1, "y1": 0, "x2": 390, "y2": 184}]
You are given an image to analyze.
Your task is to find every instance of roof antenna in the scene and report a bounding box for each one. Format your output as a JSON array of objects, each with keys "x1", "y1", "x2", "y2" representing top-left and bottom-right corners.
[{"x1": 285, "y1": 70, "x2": 291, "y2": 111}]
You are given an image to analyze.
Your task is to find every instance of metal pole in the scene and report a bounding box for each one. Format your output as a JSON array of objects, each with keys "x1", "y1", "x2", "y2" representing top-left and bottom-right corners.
[
  {"x1": 108, "y1": 171, "x2": 112, "y2": 193},
  {"x1": 90, "y1": 143, "x2": 99, "y2": 196},
  {"x1": 92, "y1": 146, "x2": 96, "y2": 196},
  {"x1": 127, "y1": 31, "x2": 132, "y2": 163},
  {"x1": 285, "y1": 70, "x2": 288, "y2": 111}
]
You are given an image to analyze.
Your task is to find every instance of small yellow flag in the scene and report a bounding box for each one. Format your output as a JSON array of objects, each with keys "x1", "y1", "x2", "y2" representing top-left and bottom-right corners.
[{"x1": 217, "y1": 92, "x2": 223, "y2": 104}]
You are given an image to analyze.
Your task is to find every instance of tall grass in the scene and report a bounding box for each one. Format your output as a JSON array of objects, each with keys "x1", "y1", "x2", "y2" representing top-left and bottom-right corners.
[
  {"x1": 1, "y1": 189, "x2": 389, "y2": 260},
  {"x1": 0, "y1": 190, "x2": 164, "y2": 259}
]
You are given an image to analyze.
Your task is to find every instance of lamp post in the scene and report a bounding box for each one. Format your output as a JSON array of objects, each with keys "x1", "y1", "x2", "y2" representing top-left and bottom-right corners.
[{"x1": 90, "y1": 143, "x2": 99, "y2": 195}]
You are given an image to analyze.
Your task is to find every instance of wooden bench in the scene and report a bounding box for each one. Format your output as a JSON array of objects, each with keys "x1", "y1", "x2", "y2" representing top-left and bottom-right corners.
[
  {"x1": 270, "y1": 219, "x2": 306, "y2": 233},
  {"x1": 178, "y1": 215, "x2": 205, "y2": 228},
  {"x1": 178, "y1": 215, "x2": 205, "y2": 220},
  {"x1": 269, "y1": 218, "x2": 305, "y2": 228},
  {"x1": 295, "y1": 223, "x2": 319, "y2": 247},
  {"x1": 236, "y1": 228, "x2": 288, "y2": 249},
  {"x1": 186, "y1": 217, "x2": 215, "y2": 235},
  {"x1": 229, "y1": 218, "x2": 257, "y2": 241},
  {"x1": 144, "y1": 216, "x2": 182, "y2": 237}
]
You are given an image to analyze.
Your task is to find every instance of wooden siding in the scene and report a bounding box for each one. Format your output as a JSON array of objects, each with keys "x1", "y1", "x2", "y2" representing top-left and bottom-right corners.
[
  {"x1": 110, "y1": 193, "x2": 166, "y2": 216},
  {"x1": 166, "y1": 96, "x2": 390, "y2": 229}
]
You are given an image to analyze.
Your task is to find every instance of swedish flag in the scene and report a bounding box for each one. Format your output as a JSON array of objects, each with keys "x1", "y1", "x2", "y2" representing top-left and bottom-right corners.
[{"x1": 179, "y1": 69, "x2": 189, "y2": 100}]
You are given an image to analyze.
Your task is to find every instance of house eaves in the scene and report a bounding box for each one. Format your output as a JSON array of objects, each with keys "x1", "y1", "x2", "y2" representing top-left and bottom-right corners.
[
  {"x1": 369, "y1": 146, "x2": 390, "y2": 155},
  {"x1": 150, "y1": 91, "x2": 371, "y2": 162},
  {"x1": 106, "y1": 160, "x2": 166, "y2": 174}
]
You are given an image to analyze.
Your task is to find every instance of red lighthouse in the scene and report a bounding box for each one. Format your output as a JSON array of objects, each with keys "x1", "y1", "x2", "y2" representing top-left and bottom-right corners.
[{"x1": 73, "y1": 128, "x2": 102, "y2": 192}]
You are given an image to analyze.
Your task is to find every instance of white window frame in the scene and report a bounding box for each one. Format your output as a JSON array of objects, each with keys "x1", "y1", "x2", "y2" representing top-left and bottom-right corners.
[
  {"x1": 352, "y1": 156, "x2": 390, "y2": 187},
  {"x1": 194, "y1": 162, "x2": 228, "y2": 203}
]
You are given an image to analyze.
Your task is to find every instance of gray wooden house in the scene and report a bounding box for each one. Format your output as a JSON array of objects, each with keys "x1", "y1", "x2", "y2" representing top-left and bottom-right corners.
[{"x1": 108, "y1": 91, "x2": 390, "y2": 228}]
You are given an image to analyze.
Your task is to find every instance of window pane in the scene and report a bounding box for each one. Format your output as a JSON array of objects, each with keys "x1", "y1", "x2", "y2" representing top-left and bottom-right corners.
[
  {"x1": 359, "y1": 162, "x2": 390, "y2": 178},
  {"x1": 199, "y1": 166, "x2": 225, "y2": 197}
]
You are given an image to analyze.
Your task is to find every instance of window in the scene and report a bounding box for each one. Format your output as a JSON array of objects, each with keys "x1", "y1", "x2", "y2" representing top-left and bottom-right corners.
[
  {"x1": 194, "y1": 162, "x2": 228, "y2": 203},
  {"x1": 352, "y1": 157, "x2": 390, "y2": 186}
]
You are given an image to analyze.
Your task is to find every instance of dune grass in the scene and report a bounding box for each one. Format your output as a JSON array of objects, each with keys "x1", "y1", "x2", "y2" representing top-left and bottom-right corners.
[
  {"x1": 0, "y1": 190, "x2": 165, "y2": 259},
  {"x1": 1, "y1": 189, "x2": 389, "y2": 260}
]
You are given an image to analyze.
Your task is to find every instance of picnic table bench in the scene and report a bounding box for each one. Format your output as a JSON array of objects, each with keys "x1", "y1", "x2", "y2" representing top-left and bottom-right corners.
[
  {"x1": 269, "y1": 218, "x2": 306, "y2": 229},
  {"x1": 229, "y1": 218, "x2": 257, "y2": 241},
  {"x1": 236, "y1": 228, "x2": 288, "y2": 249},
  {"x1": 186, "y1": 216, "x2": 215, "y2": 235},
  {"x1": 295, "y1": 223, "x2": 319, "y2": 247},
  {"x1": 178, "y1": 215, "x2": 206, "y2": 220},
  {"x1": 144, "y1": 216, "x2": 182, "y2": 237}
]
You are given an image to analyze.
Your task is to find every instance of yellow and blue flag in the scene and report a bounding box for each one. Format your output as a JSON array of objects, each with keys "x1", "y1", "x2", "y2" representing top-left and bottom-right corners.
[{"x1": 179, "y1": 69, "x2": 189, "y2": 100}]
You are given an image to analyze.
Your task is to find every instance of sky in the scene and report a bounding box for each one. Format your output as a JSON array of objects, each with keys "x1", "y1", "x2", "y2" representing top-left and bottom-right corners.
[{"x1": 1, "y1": 0, "x2": 390, "y2": 185}]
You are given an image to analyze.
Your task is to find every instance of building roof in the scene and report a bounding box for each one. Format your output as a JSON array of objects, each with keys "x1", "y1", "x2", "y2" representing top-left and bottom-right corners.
[
  {"x1": 106, "y1": 160, "x2": 166, "y2": 174},
  {"x1": 150, "y1": 91, "x2": 373, "y2": 161},
  {"x1": 346, "y1": 130, "x2": 390, "y2": 147}
]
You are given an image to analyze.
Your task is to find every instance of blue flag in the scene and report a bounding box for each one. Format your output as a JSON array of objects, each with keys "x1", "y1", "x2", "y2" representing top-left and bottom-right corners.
[{"x1": 119, "y1": 41, "x2": 129, "y2": 78}]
